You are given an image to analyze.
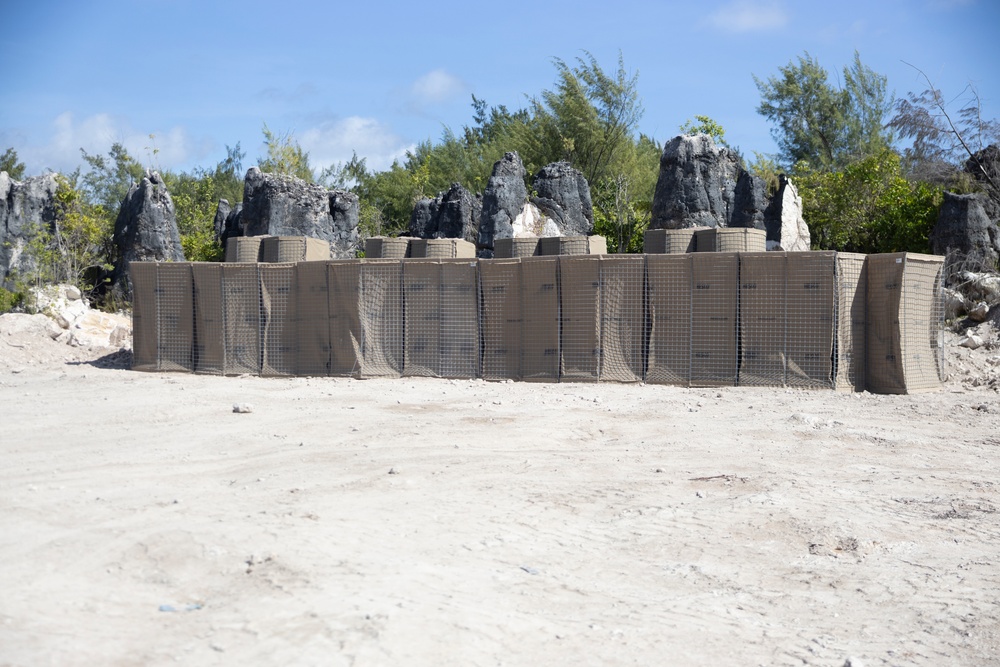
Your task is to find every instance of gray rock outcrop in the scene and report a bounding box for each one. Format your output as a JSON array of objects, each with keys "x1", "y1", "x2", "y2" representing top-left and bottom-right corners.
[
  {"x1": 113, "y1": 170, "x2": 185, "y2": 288},
  {"x1": 213, "y1": 199, "x2": 231, "y2": 243},
  {"x1": 650, "y1": 134, "x2": 741, "y2": 229},
  {"x1": 531, "y1": 161, "x2": 593, "y2": 236},
  {"x1": 240, "y1": 167, "x2": 358, "y2": 258},
  {"x1": 931, "y1": 191, "x2": 1000, "y2": 266},
  {"x1": 731, "y1": 172, "x2": 769, "y2": 230},
  {"x1": 763, "y1": 175, "x2": 811, "y2": 251},
  {"x1": 478, "y1": 152, "x2": 528, "y2": 254},
  {"x1": 1, "y1": 171, "x2": 59, "y2": 285},
  {"x1": 410, "y1": 183, "x2": 482, "y2": 245}
]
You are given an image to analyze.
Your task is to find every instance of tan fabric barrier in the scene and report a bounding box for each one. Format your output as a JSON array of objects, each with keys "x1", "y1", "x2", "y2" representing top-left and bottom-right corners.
[
  {"x1": 260, "y1": 236, "x2": 330, "y2": 263},
  {"x1": 192, "y1": 263, "x2": 225, "y2": 375},
  {"x1": 646, "y1": 254, "x2": 693, "y2": 385},
  {"x1": 643, "y1": 228, "x2": 700, "y2": 254},
  {"x1": 739, "y1": 252, "x2": 786, "y2": 386},
  {"x1": 493, "y1": 237, "x2": 539, "y2": 258},
  {"x1": 295, "y1": 261, "x2": 332, "y2": 376},
  {"x1": 479, "y1": 259, "x2": 523, "y2": 380},
  {"x1": 225, "y1": 236, "x2": 266, "y2": 263},
  {"x1": 365, "y1": 237, "x2": 413, "y2": 259},
  {"x1": 327, "y1": 261, "x2": 362, "y2": 376},
  {"x1": 156, "y1": 263, "x2": 195, "y2": 372},
  {"x1": 402, "y1": 259, "x2": 441, "y2": 377},
  {"x1": 439, "y1": 259, "x2": 480, "y2": 379},
  {"x1": 221, "y1": 263, "x2": 261, "y2": 375},
  {"x1": 260, "y1": 263, "x2": 297, "y2": 376},
  {"x1": 690, "y1": 253, "x2": 738, "y2": 387},
  {"x1": 599, "y1": 255, "x2": 645, "y2": 382},
  {"x1": 521, "y1": 257, "x2": 560, "y2": 381},
  {"x1": 129, "y1": 262, "x2": 158, "y2": 371},
  {"x1": 834, "y1": 253, "x2": 867, "y2": 392},
  {"x1": 867, "y1": 253, "x2": 944, "y2": 394},
  {"x1": 357, "y1": 260, "x2": 404, "y2": 378},
  {"x1": 539, "y1": 235, "x2": 607, "y2": 256},
  {"x1": 559, "y1": 255, "x2": 602, "y2": 381},
  {"x1": 785, "y1": 251, "x2": 835, "y2": 388},
  {"x1": 410, "y1": 238, "x2": 476, "y2": 258}
]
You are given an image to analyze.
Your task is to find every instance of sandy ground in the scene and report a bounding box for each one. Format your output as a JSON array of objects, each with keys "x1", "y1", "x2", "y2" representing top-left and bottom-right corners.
[{"x1": 1, "y1": 313, "x2": 999, "y2": 666}]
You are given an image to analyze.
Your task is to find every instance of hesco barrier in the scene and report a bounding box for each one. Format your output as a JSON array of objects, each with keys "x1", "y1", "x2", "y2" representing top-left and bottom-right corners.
[{"x1": 130, "y1": 251, "x2": 945, "y2": 392}]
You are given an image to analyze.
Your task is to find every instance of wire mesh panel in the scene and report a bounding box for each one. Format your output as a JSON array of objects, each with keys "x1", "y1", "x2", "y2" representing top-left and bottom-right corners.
[
  {"x1": 643, "y1": 228, "x2": 699, "y2": 254},
  {"x1": 520, "y1": 256, "x2": 560, "y2": 381},
  {"x1": 539, "y1": 236, "x2": 590, "y2": 256},
  {"x1": 295, "y1": 261, "x2": 331, "y2": 376},
  {"x1": 260, "y1": 263, "x2": 297, "y2": 377},
  {"x1": 645, "y1": 254, "x2": 692, "y2": 386},
  {"x1": 225, "y1": 236, "x2": 265, "y2": 263},
  {"x1": 691, "y1": 253, "x2": 738, "y2": 387},
  {"x1": 410, "y1": 239, "x2": 476, "y2": 258},
  {"x1": 191, "y1": 263, "x2": 225, "y2": 375},
  {"x1": 834, "y1": 253, "x2": 867, "y2": 392},
  {"x1": 694, "y1": 228, "x2": 717, "y2": 253},
  {"x1": 328, "y1": 260, "x2": 362, "y2": 377},
  {"x1": 479, "y1": 258, "x2": 522, "y2": 380},
  {"x1": 365, "y1": 237, "x2": 413, "y2": 259},
  {"x1": 221, "y1": 263, "x2": 261, "y2": 375},
  {"x1": 156, "y1": 262, "x2": 195, "y2": 372},
  {"x1": 559, "y1": 255, "x2": 602, "y2": 382},
  {"x1": 493, "y1": 237, "x2": 539, "y2": 258},
  {"x1": 358, "y1": 259, "x2": 404, "y2": 378},
  {"x1": 717, "y1": 228, "x2": 767, "y2": 253},
  {"x1": 739, "y1": 252, "x2": 787, "y2": 386},
  {"x1": 260, "y1": 236, "x2": 330, "y2": 263},
  {"x1": 867, "y1": 253, "x2": 945, "y2": 394},
  {"x1": 129, "y1": 262, "x2": 158, "y2": 371},
  {"x1": 402, "y1": 259, "x2": 441, "y2": 377},
  {"x1": 785, "y1": 251, "x2": 836, "y2": 388},
  {"x1": 599, "y1": 255, "x2": 645, "y2": 382},
  {"x1": 440, "y1": 259, "x2": 480, "y2": 378}
]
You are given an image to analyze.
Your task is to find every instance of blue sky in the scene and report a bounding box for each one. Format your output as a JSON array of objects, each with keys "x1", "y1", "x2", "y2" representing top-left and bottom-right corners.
[{"x1": 1, "y1": 0, "x2": 997, "y2": 179}]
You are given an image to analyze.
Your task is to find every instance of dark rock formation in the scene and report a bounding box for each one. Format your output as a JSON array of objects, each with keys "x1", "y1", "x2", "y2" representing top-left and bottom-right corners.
[
  {"x1": 0, "y1": 171, "x2": 59, "y2": 285},
  {"x1": 965, "y1": 144, "x2": 1000, "y2": 222},
  {"x1": 931, "y1": 191, "x2": 1000, "y2": 266},
  {"x1": 731, "y1": 172, "x2": 768, "y2": 230},
  {"x1": 409, "y1": 197, "x2": 440, "y2": 238},
  {"x1": 222, "y1": 203, "x2": 244, "y2": 246},
  {"x1": 240, "y1": 167, "x2": 359, "y2": 258},
  {"x1": 213, "y1": 199, "x2": 231, "y2": 243},
  {"x1": 530, "y1": 161, "x2": 593, "y2": 236},
  {"x1": 434, "y1": 183, "x2": 481, "y2": 244},
  {"x1": 112, "y1": 170, "x2": 185, "y2": 289},
  {"x1": 478, "y1": 152, "x2": 528, "y2": 255},
  {"x1": 650, "y1": 134, "x2": 741, "y2": 229}
]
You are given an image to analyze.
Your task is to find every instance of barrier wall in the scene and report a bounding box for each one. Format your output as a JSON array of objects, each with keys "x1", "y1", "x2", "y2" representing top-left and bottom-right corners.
[
  {"x1": 410, "y1": 239, "x2": 477, "y2": 258},
  {"x1": 643, "y1": 228, "x2": 701, "y2": 254},
  {"x1": 493, "y1": 238, "x2": 539, "y2": 258},
  {"x1": 260, "y1": 236, "x2": 330, "y2": 263},
  {"x1": 365, "y1": 237, "x2": 414, "y2": 259},
  {"x1": 129, "y1": 251, "x2": 946, "y2": 392},
  {"x1": 225, "y1": 237, "x2": 264, "y2": 263}
]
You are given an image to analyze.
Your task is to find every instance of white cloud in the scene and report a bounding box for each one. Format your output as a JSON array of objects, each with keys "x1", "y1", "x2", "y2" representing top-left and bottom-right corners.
[
  {"x1": 300, "y1": 116, "x2": 415, "y2": 174},
  {"x1": 706, "y1": 0, "x2": 789, "y2": 33},
  {"x1": 15, "y1": 112, "x2": 201, "y2": 175},
  {"x1": 409, "y1": 69, "x2": 467, "y2": 105}
]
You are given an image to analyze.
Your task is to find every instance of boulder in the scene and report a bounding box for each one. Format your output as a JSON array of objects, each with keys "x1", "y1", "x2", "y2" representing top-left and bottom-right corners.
[
  {"x1": 731, "y1": 171, "x2": 769, "y2": 230},
  {"x1": 433, "y1": 183, "x2": 482, "y2": 245},
  {"x1": 240, "y1": 167, "x2": 359, "y2": 258},
  {"x1": 222, "y1": 203, "x2": 244, "y2": 246},
  {"x1": 213, "y1": 198, "x2": 231, "y2": 243},
  {"x1": 478, "y1": 152, "x2": 528, "y2": 255},
  {"x1": 763, "y1": 175, "x2": 811, "y2": 251},
  {"x1": 409, "y1": 197, "x2": 440, "y2": 238},
  {"x1": 930, "y1": 191, "x2": 1000, "y2": 266},
  {"x1": 112, "y1": 170, "x2": 185, "y2": 289},
  {"x1": 650, "y1": 134, "x2": 741, "y2": 230},
  {"x1": 0, "y1": 171, "x2": 60, "y2": 285},
  {"x1": 530, "y1": 161, "x2": 593, "y2": 236}
]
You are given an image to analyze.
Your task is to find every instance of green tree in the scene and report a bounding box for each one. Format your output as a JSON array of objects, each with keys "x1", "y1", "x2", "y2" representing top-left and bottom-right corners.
[
  {"x1": 754, "y1": 51, "x2": 892, "y2": 170},
  {"x1": 679, "y1": 115, "x2": 728, "y2": 145},
  {"x1": 1, "y1": 147, "x2": 26, "y2": 180},
  {"x1": 259, "y1": 124, "x2": 314, "y2": 182},
  {"x1": 796, "y1": 150, "x2": 941, "y2": 253},
  {"x1": 79, "y1": 142, "x2": 145, "y2": 223}
]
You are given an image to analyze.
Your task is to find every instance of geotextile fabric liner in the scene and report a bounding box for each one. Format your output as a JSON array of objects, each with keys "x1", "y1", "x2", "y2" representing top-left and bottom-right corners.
[
  {"x1": 191, "y1": 263, "x2": 225, "y2": 375},
  {"x1": 296, "y1": 261, "x2": 332, "y2": 376},
  {"x1": 155, "y1": 263, "x2": 195, "y2": 372},
  {"x1": 479, "y1": 259, "x2": 523, "y2": 380},
  {"x1": 559, "y1": 255, "x2": 602, "y2": 381},
  {"x1": 520, "y1": 257, "x2": 561, "y2": 381},
  {"x1": 643, "y1": 228, "x2": 700, "y2": 254},
  {"x1": 538, "y1": 236, "x2": 607, "y2": 256},
  {"x1": 646, "y1": 254, "x2": 693, "y2": 386},
  {"x1": 738, "y1": 252, "x2": 787, "y2": 386},
  {"x1": 260, "y1": 263, "x2": 297, "y2": 376},
  {"x1": 225, "y1": 236, "x2": 265, "y2": 263},
  {"x1": 365, "y1": 237, "x2": 413, "y2": 259},
  {"x1": 690, "y1": 253, "x2": 739, "y2": 387},
  {"x1": 357, "y1": 260, "x2": 404, "y2": 377},
  {"x1": 439, "y1": 260, "x2": 480, "y2": 378},
  {"x1": 866, "y1": 253, "x2": 945, "y2": 394},
  {"x1": 717, "y1": 228, "x2": 767, "y2": 253},
  {"x1": 834, "y1": 253, "x2": 867, "y2": 392},
  {"x1": 260, "y1": 237, "x2": 330, "y2": 263},
  {"x1": 221, "y1": 264, "x2": 261, "y2": 375},
  {"x1": 493, "y1": 238, "x2": 539, "y2": 258},
  {"x1": 129, "y1": 262, "x2": 158, "y2": 371},
  {"x1": 410, "y1": 239, "x2": 476, "y2": 258},
  {"x1": 599, "y1": 255, "x2": 646, "y2": 382},
  {"x1": 327, "y1": 261, "x2": 363, "y2": 376}
]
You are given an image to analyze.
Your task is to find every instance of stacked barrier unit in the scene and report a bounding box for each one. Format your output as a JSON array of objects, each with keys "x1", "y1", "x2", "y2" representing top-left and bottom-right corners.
[
  {"x1": 225, "y1": 237, "x2": 265, "y2": 263},
  {"x1": 493, "y1": 238, "x2": 540, "y2": 258},
  {"x1": 365, "y1": 237, "x2": 414, "y2": 259},
  {"x1": 538, "y1": 235, "x2": 608, "y2": 256},
  {"x1": 410, "y1": 239, "x2": 477, "y2": 258},
  {"x1": 260, "y1": 236, "x2": 330, "y2": 263},
  {"x1": 129, "y1": 250, "x2": 946, "y2": 393},
  {"x1": 643, "y1": 228, "x2": 702, "y2": 254}
]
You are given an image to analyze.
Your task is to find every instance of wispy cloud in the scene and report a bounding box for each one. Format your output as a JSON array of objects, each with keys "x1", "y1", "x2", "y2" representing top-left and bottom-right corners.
[
  {"x1": 301, "y1": 116, "x2": 414, "y2": 173},
  {"x1": 255, "y1": 83, "x2": 318, "y2": 103},
  {"x1": 409, "y1": 69, "x2": 467, "y2": 106},
  {"x1": 705, "y1": 0, "x2": 789, "y2": 33},
  {"x1": 13, "y1": 112, "x2": 205, "y2": 176}
]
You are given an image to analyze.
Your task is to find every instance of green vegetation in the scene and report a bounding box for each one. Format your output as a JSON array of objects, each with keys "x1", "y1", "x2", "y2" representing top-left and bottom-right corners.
[{"x1": 1, "y1": 50, "x2": 996, "y2": 312}]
